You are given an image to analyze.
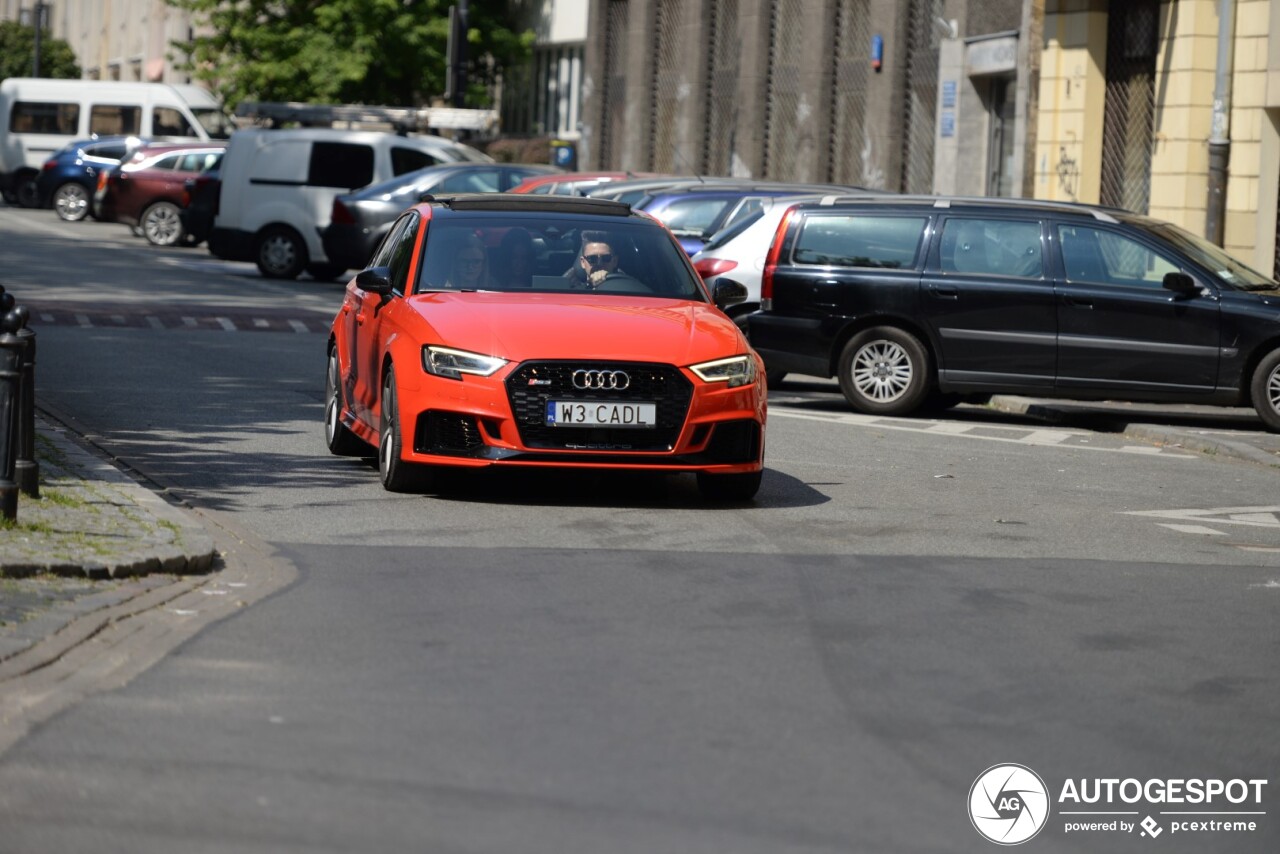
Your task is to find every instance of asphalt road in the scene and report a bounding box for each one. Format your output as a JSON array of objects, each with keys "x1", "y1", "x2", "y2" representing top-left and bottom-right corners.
[{"x1": 0, "y1": 206, "x2": 1277, "y2": 853}]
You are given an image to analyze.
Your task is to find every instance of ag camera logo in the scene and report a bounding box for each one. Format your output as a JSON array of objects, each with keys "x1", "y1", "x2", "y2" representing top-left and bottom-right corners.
[{"x1": 969, "y1": 764, "x2": 1051, "y2": 845}]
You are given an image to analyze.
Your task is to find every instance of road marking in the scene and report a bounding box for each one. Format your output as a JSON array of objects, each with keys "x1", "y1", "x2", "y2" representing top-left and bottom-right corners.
[
  {"x1": 146, "y1": 315, "x2": 164, "y2": 329},
  {"x1": 75, "y1": 313, "x2": 90, "y2": 327},
  {"x1": 289, "y1": 320, "x2": 309, "y2": 333},
  {"x1": 1124, "y1": 506, "x2": 1280, "y2": 528},
  {"x1": 215, "y1": 317, "x2": 236, "y2": 331},
  {"x1": 253, "y1": 318, "x2": 270, "y2": 328},
  {"x1": 770, "y1": 406, "x2": 1195, "y2": 457},
  {"x1": 182, "y1": 316, "x2": 198, "y2": 327},
  {"x1": 1157, "y1": 524, "x2": 1227, "y2": 536}
]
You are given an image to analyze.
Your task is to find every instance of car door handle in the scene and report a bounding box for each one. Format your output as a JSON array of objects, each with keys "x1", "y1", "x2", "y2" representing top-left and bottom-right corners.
[
  {"x1": 1064, "y1": 296, "x2": 1094, "y2": 309},
  {"x1": 928, "y1": 284, "x2": 959, "y2": 299}
]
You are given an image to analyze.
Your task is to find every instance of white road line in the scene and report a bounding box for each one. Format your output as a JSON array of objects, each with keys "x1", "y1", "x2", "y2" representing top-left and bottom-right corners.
[
  {"x1": 215, "y1": 317, "x2": 236, "y2": 331},
  {"x1": 40, "y1": 313, "x2": 55, "y2": 323},
  {"x1": 1124, "y1": 506, "x2": 1280, "y2": 527},
  {"x1": 253, "y1": 318, "x2": 270, "y2": 328},
  {"x1": 1158, "y1": 524, "x2": 1227, "y2": 535},
  {"x1": 1238, "y1": 546, "x2": 1280, "y2": 553},
  {"x1": 1017, "y1": 429, "x2": 1076, "y2": 445},
  {"x1": 925, "y1": 422, "x2": 976, "y2": 434},
  {"x1": 146, "y1": 316, "x2": 164, "y2": 329},
  {"x1": 111, "y1": 314, "x2": 127, "y2": 324},
  {"x1": 769, "y1": 406, "x2": 1195, "y2": 457},
  {"x1": 288, "y1": 320, "x2": 309, "y2": 333},
  {"x1": 74, "y1": 313, "x2": 90, "y2": 327},
  {"x1": 181, "y1": 316, "x2": 198, "y2": 327}
]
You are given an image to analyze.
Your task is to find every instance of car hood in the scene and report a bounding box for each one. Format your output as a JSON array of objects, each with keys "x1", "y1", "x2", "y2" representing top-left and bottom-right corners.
[{"x1": 405, "y1": 292, "x2": 745, "y2": 364}]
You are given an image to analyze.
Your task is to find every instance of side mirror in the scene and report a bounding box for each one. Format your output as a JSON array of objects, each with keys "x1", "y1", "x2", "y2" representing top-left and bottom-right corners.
[
  {"x1": 711, "y1": 277, "x2": 748, "y2": 310},
  {"x1": 1162, "y1": 271, "x2": 1198, "y2": 298},
  {"x1": 356, "y1": 266, "x2": 394, "y2": 296}
]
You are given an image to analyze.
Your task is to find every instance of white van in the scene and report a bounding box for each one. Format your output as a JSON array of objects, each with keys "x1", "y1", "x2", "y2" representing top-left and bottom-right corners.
[
  {"x1": 0, "y1": 78, "x2": 230, "y2": 206},
  {"x1": 208, "y1": 127, "x2": 491, "y2": 280}
]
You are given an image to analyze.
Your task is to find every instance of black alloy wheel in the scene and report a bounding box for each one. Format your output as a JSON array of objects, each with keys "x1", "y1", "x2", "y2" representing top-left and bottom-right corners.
[
  {"x1": 325, "y1": 347, "x2": 369, "y2": 456},
  {"x1": 379, "y1": 367, "x2": 429, "y2": 491}
]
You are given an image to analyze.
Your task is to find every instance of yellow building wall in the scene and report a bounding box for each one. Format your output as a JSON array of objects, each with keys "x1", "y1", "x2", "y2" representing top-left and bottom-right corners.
[
  {"x1": 1226, "y1": 0, "x2": 1272, "y2": 270},
  {"x1": 1036, "y1": 0, "x2": 1107, "y2": 204}
]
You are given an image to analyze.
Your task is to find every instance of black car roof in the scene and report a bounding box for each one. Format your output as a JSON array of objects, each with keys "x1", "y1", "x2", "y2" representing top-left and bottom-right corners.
[
  {"x1": 785, "y1": 193, "x2": 1133, "y2": 224},
  {"x1": 423, "y1": 193, "x2": 634, "y2": 218}
]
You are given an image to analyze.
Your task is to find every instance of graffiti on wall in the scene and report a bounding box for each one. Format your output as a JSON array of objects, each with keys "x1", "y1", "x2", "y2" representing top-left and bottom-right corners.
[{"x1": 1056, "y1": 146, "x2": 1080, "y2": 201}]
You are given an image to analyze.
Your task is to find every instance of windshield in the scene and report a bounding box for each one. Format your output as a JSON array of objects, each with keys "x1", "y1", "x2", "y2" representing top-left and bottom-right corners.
[
  {"x1": 416, "y1": 214, "x2": 705, "y2": 300},
  {"x1": 701, "y1": 209, "x2": 763, "y2": 252},
  {"x1": 1151, "y1": 221, "x2": 1276, "y2": 290},
  {"x1": 192, "y1": 108, "x2": 235, "y2": 139}
]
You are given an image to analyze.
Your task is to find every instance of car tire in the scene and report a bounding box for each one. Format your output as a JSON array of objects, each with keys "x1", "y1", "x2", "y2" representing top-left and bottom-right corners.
[
  {"x1": 379, "y1": 367, "x2": 430, "y2": 492},
  {"x1": 1250, "y1": 348, "x2": 1280, "y2": 432},
  {"x1": 306, "y1": 263, "x2": 347, "y2": 282},
  {"x1": 52, "y1": 182, "x2": 90, "y2": 221},
  {"x1": 255, "y1": 226, "x2": 307, "y2": 279},
  {"x1": 696, "y1": 470, "x2": 763, "y2": 503},
  {"x1": 325, "y1": 347, "x2": 370, "y2": 456},
  {"x1": 14, "y1": 174, "x2": 39, "y2": 208},
  {"x1": 837, "y1": 326, "x2": 930, "y2": 415},
  {"x1": 141, "y1": 201, "x2": 185, "y2": 246}
]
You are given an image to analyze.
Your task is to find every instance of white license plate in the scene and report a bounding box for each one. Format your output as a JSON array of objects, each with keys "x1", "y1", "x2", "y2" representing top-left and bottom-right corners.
[{"x1": 546, "y1": 400, "x2": 657, "y2": 428}]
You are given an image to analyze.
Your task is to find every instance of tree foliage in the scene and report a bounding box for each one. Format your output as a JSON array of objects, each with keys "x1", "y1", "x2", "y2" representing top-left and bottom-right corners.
[
  {"x1": 163, "y1": 0, "x2": 534, "y2": 110},
  {"x1": 0, "y1": 20, "x2": 81, "y2": 81}
]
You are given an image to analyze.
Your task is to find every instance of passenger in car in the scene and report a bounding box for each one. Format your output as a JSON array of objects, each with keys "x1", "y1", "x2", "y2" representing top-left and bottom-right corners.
[
  {"x1": 444, "y1": 233, "x2": 489, "y2": 289},
  {"x1": 492, "y1": 227, "x2": 536, "y2": 289}
]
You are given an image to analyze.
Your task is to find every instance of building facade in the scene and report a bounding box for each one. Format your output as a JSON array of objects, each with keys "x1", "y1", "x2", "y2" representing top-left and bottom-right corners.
[
  {"x1": 1, "y1": 0, "x2": 198, "y2": 84},
  {"x1": 501, "y1": 0, "x2": 589, "y2": 140}
]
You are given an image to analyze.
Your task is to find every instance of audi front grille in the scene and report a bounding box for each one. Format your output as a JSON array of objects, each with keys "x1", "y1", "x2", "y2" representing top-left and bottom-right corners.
[{"x1": 505, "y1": 361, "x2": 693, "y2": 451}]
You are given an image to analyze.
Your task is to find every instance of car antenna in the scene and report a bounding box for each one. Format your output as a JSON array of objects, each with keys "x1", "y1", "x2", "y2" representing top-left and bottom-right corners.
[{"x1": 671, "y1": 146, "x2": 704, "y2": 183}]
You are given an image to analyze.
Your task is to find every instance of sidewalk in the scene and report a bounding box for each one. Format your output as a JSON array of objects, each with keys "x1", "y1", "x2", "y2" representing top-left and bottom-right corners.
[{"x1": 0, "y1": 411, "x2": 217, "y2": 663}]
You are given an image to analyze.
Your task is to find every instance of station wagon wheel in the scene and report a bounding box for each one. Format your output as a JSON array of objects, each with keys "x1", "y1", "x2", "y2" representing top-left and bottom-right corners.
[
  {"x1": 325, "y1": 346, "x2": 370, "y2": 456},
  {"x1": 1250, "y1": 348, "x2": 1280, "y2": 433},
  {"x1": 837, "y1": 326, "x2": 930, "y2": 416},
  {"x1": 379, "y1": 367, "x2": 429, "y2": 492},
  {"x1": 53, "y1": 182, "x2": 90, "y2": 221},
  {"x1": 141, "y1": 201, "x2": 184, "y2": 246},
  {"x1": 255, "y1": 226, "x2": 308, "y2": 279},
  {"x1": 14, "y1": 174, "x2": 39, "y2": 208}
]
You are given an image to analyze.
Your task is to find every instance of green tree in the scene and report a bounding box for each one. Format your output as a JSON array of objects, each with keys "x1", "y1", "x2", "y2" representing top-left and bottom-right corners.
[
  {"x1": 0, "y1": 20, "x2": 81, "y2": 81},
  {"x1": 164, "y1": 0, "x2": 534, "y2": 110}
]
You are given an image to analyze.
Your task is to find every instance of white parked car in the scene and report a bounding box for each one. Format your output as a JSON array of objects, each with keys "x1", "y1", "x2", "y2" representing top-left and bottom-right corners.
[{"x1": 208, "y1": 128, "x2": 491, "y2": 280}]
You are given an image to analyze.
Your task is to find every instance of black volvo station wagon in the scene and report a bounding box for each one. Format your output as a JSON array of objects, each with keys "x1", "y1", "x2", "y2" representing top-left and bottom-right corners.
[{"x1": 747, "y1": 195, "x2": 1280, "y2": 432}]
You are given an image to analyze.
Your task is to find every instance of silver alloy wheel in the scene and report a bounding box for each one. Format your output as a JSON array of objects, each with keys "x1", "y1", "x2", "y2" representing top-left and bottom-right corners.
[
  {"x1": 261, "y1": 233, "x2": 298, "y2": 275},
  {"x1": 850, "y1": 339, "x2": 913, "y2": 403},
  {"x1": 53, "y1": 183, "x2": 89, "y2": 221},
  {"x1": 1267, "y1": 362, "x2": 1280, "y2": 417},
  {"x1": 142, "y1": 202, "x2": 183, "y2": 246}
]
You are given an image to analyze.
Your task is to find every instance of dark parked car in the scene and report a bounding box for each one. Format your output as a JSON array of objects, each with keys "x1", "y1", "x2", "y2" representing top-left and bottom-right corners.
[
  {"x1": 321, "y1": 162, "x2": 562, "y2": 271},
  {"x1": 747, "y1": 195, "x2": 1280, "y2": 431},
  {"x1": 35, "y1": 135, "x2": 145, "y2": 222},
  {"x1": 94, "y1": 141, "x2": 225, "y2": 245},
  {"x1": 179, "y1": 167, "x2": 221, "y2": 247}
]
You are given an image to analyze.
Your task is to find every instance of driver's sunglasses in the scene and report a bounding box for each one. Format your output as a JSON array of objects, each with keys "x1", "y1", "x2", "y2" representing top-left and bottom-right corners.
[{"x1": 584, "y1": 253, "x2": 614, "y2": 265}]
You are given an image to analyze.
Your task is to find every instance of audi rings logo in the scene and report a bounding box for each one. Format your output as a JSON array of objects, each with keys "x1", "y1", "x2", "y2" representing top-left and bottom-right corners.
[
  {"x1": 969, "y1": 764, "x2": 1050, "y2": 845},
  {"x1": 572, "y1": 369, "x2": 630, "y2": 391}
]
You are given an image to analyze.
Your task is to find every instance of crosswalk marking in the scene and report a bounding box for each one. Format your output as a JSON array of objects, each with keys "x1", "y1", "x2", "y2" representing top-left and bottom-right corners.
[{"x1": 1158, "y1": 524, "x2": 1227, "y2": 536}]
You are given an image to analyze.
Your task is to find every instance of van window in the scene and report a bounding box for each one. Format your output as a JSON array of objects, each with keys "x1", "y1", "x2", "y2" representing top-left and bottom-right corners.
[
  {"x1": 153, "y1": 107, "x2": 197, "y2": 138},
  {"x1": 939, "y1": 218, "x2": 1043, "y2": 277},
  {"x1": 1058, "y1": 225, "x2": 1179, "y2": 287},
  {"x1": 392, "y1": 146, "x2": 445, "y2": 175},
  {"x1": 90, "y1": 105, "x2": 142, "y2": 135},
  {"x1": 794, "y1": 214, "x2": 927, "y2": 269},
  {"x1": 10, "y1": 101, "x2": 79, "y2": 134},
  {"x1": 308, "y1": 142, "x2": 375, "y2": 189}
]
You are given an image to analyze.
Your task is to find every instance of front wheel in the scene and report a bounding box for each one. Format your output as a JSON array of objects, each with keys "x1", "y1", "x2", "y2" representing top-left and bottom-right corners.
[
  {"x1": 696, "y1": 470, "x2": 763, "y2": 503},
  {"x1": 53, "y1": 182, "x2": 90, "y2": 221},
  {"x1": 255, "y1": 226, "x2": 307, "y2": 279},
  {"x1": 325, "y1": 347, "x2": 370, "y2": 456},
  {"x1": 1250, "y1": 348, "x2": 1280, "y2": 432},
  {"x1": 141, "y1": 201, "x2": 185, "y2": 246},
  {"x1": 837, "y1": 326, "x2": 930, "y2": 415},
  {"x1": 379, "y1": 367, "x2": 430, "y2": 491}
]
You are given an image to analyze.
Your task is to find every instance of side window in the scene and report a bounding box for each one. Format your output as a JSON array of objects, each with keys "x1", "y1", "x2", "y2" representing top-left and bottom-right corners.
[
  {"x1": 178, "y1": 151, "x2": 221, "y2": 172},
  {"x1": 721, "y1": 197, "x2": 766, "y2": 232},
  {"x1": 89, "y1": 104, "x2": 142, "y2": 135},
  {"x1": 1058, "y1": 225, "x2": 1179, "y2": 287},
  {"x1": 939, "y1": 218, "x2": 1043, "y2": 277},
  {"x1": 793, "y1": 214, "x2": 927, "y2": 269},
  {"x1": 369, "y1": 213, "x2": 415, "y2": 271},
  {"x1": 10, "y1": 101, "x2": 79, "y2": 134},
  {"x1": 84, "y1": 143, "x2": 129, "y2": 161},
  {"x1": 436, "y1": 169, "x2": 500, "y2": 193},
  {"x1": 386, "y1": 213, "x2": 421, "y2": 292},
  {"x1": 391, "y1": 147, "x2": 443, "y2": 175},
  {"x1": 150, "y1": 154, "x2": 184, "y2": 170},
  {"x1": 153, "y1": 107, "x2": 196, "y2": 137},
  {"x1": 308, "y1": 142, "x2": 375, "y2": 189}
]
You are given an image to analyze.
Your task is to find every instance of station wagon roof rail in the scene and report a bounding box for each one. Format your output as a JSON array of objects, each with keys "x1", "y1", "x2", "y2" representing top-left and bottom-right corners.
[
  {"x1": 814, "y1": 193, "x2": 1123, "y2": 223},
  {"x1": 425, "y1": 193, "x2": 632, "y2": 216}
]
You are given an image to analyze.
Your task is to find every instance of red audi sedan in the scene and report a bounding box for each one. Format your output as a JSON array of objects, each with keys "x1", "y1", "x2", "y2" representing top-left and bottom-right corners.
[{"x1": 325, "y1": 194, "x2": 767, "y2": 501}]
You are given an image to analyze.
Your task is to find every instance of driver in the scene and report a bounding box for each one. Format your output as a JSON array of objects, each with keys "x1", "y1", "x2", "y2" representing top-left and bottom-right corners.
[{"x1": 579, "y1": 239, "x2": 622, "y2": 289}]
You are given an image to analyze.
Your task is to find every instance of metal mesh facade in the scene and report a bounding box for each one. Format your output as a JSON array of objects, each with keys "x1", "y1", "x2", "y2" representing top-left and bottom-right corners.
[
  {"x1": 762, "y1": 0, "x2": 807, "y2": 179},
  {"x1": 1100, "y1": 0, "x2": 1158, "y2": 214},
  {"x1": 647, "y1": 0, "x2": 687, "y2": 173},
  {"x1": 701, "y1": 0, "x2": 741, "y2": 175},
  {"x1": 827, "y1": 0, "x2": 871, "y2": 185},
  {"x1": 597, "y1": 0, "x2": 630, "y2": 170},
  {"x1": 901, "y1": 0, "x2": 942, "y2": 193}
]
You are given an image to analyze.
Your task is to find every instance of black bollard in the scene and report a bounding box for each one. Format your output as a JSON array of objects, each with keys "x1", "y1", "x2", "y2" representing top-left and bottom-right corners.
[
  {"x1": 0, "y1": 310, "x2": 23, "y2": 521},
  {"x1": 14, "y1": 305, "x2": 37, "y2": 497}
]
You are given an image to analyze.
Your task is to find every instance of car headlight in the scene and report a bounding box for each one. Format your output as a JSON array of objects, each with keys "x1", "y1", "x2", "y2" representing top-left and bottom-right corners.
[
  {"x1": 422, "y1": 345, "x2": 508, "y2": 380},
  {"x1": 690, "y1": 355, "x2": 757, "y2": 388}
]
